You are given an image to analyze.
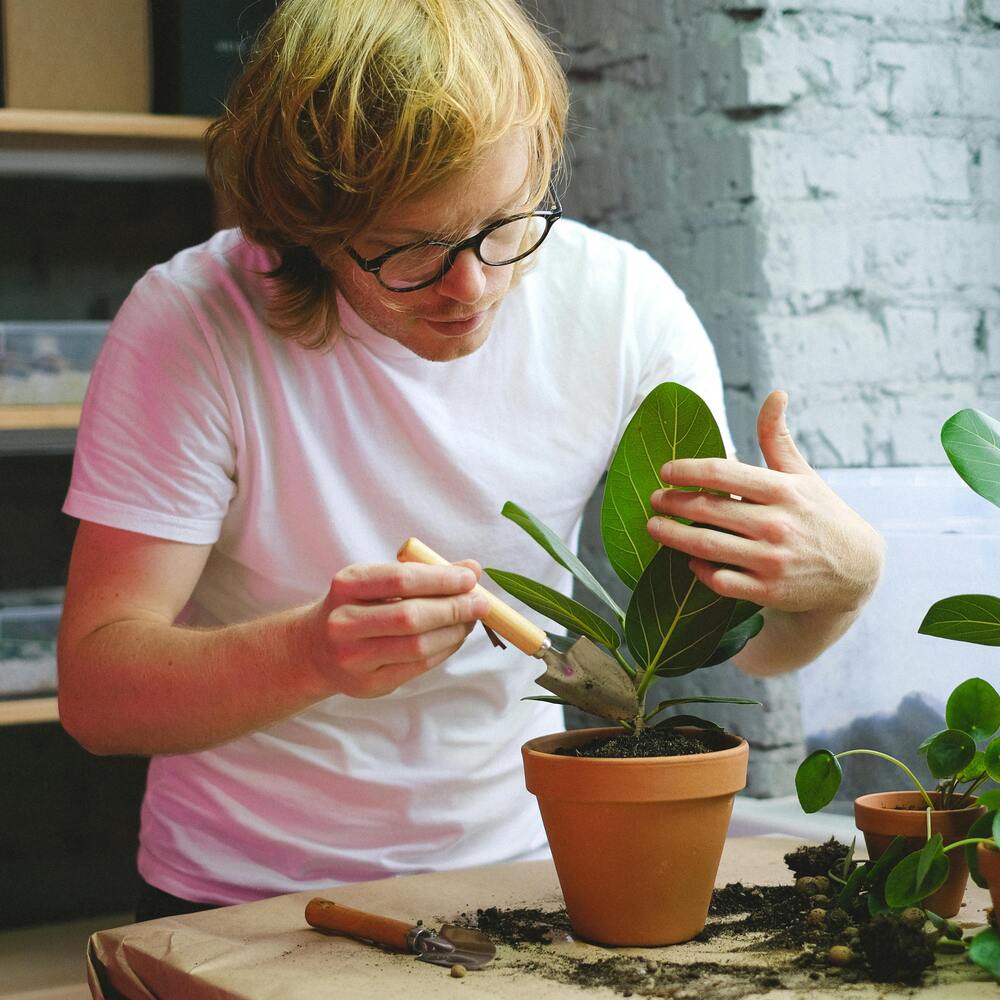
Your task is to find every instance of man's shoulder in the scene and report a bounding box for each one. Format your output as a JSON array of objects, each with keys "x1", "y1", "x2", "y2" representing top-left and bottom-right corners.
[
  {"x1": 148, "y1": 229, "x2": 272, "y2": 295},
  {"x1": 544, "y1": 217, "x2": 650, "y2": 264}
]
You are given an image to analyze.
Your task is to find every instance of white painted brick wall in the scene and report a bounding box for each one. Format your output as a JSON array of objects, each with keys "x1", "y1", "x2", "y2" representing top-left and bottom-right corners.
[{"x1": 530, "y1": 0, "x2": 1000, "y2": 793}]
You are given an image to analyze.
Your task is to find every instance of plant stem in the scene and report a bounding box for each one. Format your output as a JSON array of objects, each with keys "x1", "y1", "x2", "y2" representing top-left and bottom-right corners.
[
  {"x1": 612, "y1": 647, "x2": 636, "y2": 678},
  {"x1": 835, "y1": 749, "x2": 935, "y2": 810},
  {"x1": 942, "y1": 837, "x2": 995, "y2": 855}
]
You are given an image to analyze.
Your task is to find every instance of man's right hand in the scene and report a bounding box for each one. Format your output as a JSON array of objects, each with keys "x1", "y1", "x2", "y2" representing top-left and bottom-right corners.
[
  {"x1": 58, "y1": 521, "x2": 491, "y2": 756},
  {"x1": 302, "y1": 560, "x2": 491, "y2": 699}
]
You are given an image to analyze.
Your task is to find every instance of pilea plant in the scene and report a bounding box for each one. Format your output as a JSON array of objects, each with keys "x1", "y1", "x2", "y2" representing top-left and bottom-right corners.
[
  {"x1": 798, "y1": 407, "x2": 1000, "y2": 979},
  {"x1": 885, "y1": 407, "x2": 1000, "y2": 980},
  {"x1": 485, "y1": 381, "x2": 764, "y2": 730}
]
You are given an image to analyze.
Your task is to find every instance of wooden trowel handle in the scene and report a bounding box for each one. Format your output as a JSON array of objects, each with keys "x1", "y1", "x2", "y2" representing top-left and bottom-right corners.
[
  {"x1": 305, "y1": 898, "x2": 414, "y2": 951},
  {"x1": 397, "y1": 537, "x2": 546, "y2": 656}
]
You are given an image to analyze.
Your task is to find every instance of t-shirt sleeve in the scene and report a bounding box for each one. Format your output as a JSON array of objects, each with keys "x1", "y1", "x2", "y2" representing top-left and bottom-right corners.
[
  {"x1": 627, "y1": 250, "x2": 737, "y2": 459},
  {"x1": 63, "y1": 269, "x2": 237, "y2": 544}
]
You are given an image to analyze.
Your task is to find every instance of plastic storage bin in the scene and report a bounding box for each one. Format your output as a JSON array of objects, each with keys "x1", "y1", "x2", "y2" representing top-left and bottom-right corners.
[
  {"x1": 0, "y1": 590, "x2": 63, "y2": 697},
  {"x1": 0, "y1": 322, "x2": 109, "y2": 405}
]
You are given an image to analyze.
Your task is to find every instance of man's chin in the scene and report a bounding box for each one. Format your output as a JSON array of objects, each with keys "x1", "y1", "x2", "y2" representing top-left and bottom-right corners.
[{"x1": 403, "y1": 323, "x2": 493, "y2": 362}]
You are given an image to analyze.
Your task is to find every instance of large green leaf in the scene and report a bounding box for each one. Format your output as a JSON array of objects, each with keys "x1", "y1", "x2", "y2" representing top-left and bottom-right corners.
[
  {"x1": 624, "y1": 546, "x2": 736, "y2": 675},
  {"x1": 919, "y1": 594, "x2": 1000, "y2": 646},
  {"x1": 600, "y1": 382, "x2": 726, "y2": 589},
  {"x1": 484, "y1": 568, "x2": 621, "y2": 650},
  {"x1": 700, "y1": 607, "x2": 764, "y2": 668},
  {"x1": 941, "y1": 408, "x2": 1000, "y2": 510},
  {"x1": 500, "y1": 502, "x2": 625, "y2": 619},
  {"x1": 946, "y1": 677, "x2": 1000, "y2": 741}
]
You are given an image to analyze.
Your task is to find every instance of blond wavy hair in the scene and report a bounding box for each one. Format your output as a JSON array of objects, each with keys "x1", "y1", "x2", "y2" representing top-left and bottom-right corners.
[{"x1": 205, "y1": 0, "x2": 568, "y2": 347}]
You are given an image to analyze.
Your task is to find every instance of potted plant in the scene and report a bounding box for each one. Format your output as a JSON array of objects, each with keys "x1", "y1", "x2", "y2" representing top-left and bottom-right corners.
[
  {"x1": 484, "y1": 381, "x2": 765, "y2": 946},
  {"x1": 798, "y1": 408, "x2": 1000, "y2": 924},
  {"x1": 795, "y1": 676, "x2": 995, "y2": 917}
]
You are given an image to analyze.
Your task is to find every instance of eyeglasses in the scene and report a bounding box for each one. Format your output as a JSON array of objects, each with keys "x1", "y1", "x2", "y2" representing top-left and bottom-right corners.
[{"x1": 345, "y1": 187, "x2": 563, "y2": 292}]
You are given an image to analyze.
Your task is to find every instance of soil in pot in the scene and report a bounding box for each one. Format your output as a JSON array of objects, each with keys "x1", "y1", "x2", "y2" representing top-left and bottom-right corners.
[{"x1": 555, "y1": 727, "x2": 714, "y2": 759}]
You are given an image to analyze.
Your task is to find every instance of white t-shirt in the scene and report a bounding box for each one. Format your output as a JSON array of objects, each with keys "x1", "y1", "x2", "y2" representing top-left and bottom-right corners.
[{"x1": 64, "y1": 220, "x2": 733, "y2": 904}]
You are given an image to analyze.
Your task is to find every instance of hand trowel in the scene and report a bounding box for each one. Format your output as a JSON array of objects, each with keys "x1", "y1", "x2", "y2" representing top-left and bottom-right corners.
[
  {"x1": 397, "y1": 537, "x2": 640, "y2": 721},
  {"x1": 305, "y1": 898, "x2": 495, "y2": 969}
]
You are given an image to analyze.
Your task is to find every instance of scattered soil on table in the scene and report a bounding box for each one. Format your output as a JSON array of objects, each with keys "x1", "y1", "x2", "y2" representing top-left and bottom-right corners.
[
  {"x1": 783, "y1": 837, "x2": 851, "y2": 878},
  {"x1": 452, "y1": 839, "x2": 989, "y2": 997},
  {"x1": 554, "y1": 728, "x2": 713, "y2": 759}
]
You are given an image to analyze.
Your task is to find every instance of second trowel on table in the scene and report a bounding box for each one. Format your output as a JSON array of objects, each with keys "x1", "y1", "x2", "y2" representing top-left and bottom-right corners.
[{"x1": 397, "y1": 537, "x2": 639, "y2": 721}]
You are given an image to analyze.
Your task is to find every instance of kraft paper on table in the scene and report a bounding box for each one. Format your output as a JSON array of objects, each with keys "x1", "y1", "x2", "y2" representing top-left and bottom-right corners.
[{"x1": 88, "y1": 836, "x2": 994, "y2": 1000}]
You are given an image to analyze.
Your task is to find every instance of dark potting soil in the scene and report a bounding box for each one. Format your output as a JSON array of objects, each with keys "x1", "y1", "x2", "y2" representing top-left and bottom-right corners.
[
  {"x1": 783, "y1": 837, "x2": 852, "y2": 878},
  {"x1": 555, "y1": 728, "x2": 713, "y2": 759},
  {"x1": 451, "y1": 840, "x2": 982, "y2": 997}
]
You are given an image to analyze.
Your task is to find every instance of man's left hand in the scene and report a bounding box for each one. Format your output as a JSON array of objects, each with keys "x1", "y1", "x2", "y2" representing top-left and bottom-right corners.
[{"x1": 647, "y1": 390, "x2": 884, "y2": 614}]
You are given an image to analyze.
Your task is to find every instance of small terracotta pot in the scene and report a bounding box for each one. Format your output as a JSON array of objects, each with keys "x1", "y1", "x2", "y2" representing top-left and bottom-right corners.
[
  {"x1": 976, "y1": 843, "x2": 1000, "y2": 915},
  {"x1": 854, "y1": 791, "x2": 986, "y2": 918},
  {"x1": 522, "y1": 726, "x2": 749, "y2": 946}
]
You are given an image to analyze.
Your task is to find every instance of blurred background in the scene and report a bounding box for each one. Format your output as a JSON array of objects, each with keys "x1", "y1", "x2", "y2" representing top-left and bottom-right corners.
[{"x1": 0, "y1": 1, "x2": 998, "y2": 996}]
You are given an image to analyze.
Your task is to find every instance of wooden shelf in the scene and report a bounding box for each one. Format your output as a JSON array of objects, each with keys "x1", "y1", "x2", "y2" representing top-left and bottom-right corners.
[
  {"x1": 0, "y1": 696, "x2": 59, "y2": 726},
  {"x1": 0, "y1": 404, "x2": 81, "y2": 431},
  {"x1": 0, "y1": 108, "x2": 214, "y2": 141},
  {"x1": 0, "y1": 110, "x2": 215, "y2": 179}
]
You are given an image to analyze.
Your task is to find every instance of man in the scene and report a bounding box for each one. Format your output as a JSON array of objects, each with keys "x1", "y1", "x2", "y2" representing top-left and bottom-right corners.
[{"x1": 57, "y1": 0, "x2": 883, "y2": 920}]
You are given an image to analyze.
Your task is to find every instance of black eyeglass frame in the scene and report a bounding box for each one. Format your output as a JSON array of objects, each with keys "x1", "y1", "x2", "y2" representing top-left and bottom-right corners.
[{"x1": 344, "y1": 186, "x2": 563, "y2": 293}]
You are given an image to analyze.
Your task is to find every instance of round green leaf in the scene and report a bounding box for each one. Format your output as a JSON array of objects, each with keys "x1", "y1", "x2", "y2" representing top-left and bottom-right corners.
[
  {"x1": 946, "y1": 677, "x2": 1000, "y2": 741},
  {"x1": 884, "y1": 847, "x2": 950, "y2": 909},
  {"x1": 941, "y1": 408, "x2": 1000, "y2": 510},
  {"x1": 923, "y1": 729, "x2": 976, "y2": 779},
  {"x1": 985, "y1": 737, "x2": 1000, "y2": 782},
  {"x1": 957, "y1": 751, "x2": 987, "y2": 783},
  {"x1": 795, "y1": 749, "x2": 842, "y2": 814},
  {"x1": 979, "y1": 790, "x2": 1000, "y2": 811}
]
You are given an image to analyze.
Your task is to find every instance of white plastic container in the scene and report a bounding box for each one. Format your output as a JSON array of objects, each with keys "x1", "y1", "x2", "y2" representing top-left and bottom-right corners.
[
  {"x1": 0, "y1": 590, "x2": 63, "y2": 697},
  {"x1": 0, "y1": 321, "x2": 109, "y2": 405}
]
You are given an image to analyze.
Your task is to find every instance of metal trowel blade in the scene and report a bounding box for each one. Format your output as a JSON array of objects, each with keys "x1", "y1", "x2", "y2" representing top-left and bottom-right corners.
[{"x1": 535, "y1": 635, "x2": 640, "y2": 721}]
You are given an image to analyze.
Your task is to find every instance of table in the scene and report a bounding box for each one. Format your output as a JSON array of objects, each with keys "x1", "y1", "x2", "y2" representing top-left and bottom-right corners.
[{"x1": 88, "y1": 836, "x2": 994, "y2": 999}]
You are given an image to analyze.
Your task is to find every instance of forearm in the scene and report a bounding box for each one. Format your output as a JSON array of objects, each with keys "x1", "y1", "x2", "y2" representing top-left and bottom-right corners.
[
  {"x1": 58, "y1": 604, "x2": 326, "y2": 757},
  {"x1": 732, "y1": 604, "x2": 863, "y2": 677}
]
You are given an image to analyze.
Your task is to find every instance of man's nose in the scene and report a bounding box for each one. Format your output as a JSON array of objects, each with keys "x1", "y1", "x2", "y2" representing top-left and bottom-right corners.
[{"x1": 436, "y1": 248, "x2": 488, "y2": 303}]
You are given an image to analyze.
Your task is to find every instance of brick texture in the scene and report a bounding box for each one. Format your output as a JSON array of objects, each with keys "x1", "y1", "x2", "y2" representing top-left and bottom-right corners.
[{"x1": 529, "y1": 0, "x2": 1000, "y2": 794}]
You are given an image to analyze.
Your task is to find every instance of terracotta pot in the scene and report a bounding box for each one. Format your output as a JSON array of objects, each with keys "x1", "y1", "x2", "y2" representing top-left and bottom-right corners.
[
  {"x1": 522, "y1": 726, "x2": 749, "y2": 946},
  {"x1": 977, "y1": 843, "x2": 1000, "y2": 915},
  {"x1": 854, "y1": 791, "x2": 986, "y2": 918}
]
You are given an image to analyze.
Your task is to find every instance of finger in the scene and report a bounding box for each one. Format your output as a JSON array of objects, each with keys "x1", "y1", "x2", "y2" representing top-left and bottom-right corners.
[
  {"x1": 658, "y1": 457, "x2": 786, "y2": 505},
  {"x1": 329, "y1": 592, "x2": 488, "y2": 641},
  {"x1": 452, "y1": 558, "x2": 483, "y2": 580},
  {"x1": 368, "y1": 622, "x2": 476, "y2": 667},
  {"x1": 331, "y1": 562, "x2": 478, "y2": 604},
  {"x1": 358, "y1": 645, "x2": 458, "y2": 695},
  {"x1": 688, "y1": 558, "x2": 769, "y2": 603},
  {"x1": 650, "y1": 488, "x2": 761, "y2": 536},
  {"x1": 647, "y1": 516, "x2": 764, "y2": 570},
  {"x1": 757, "y1": 390, "x2": 812, "y2": 475}
]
